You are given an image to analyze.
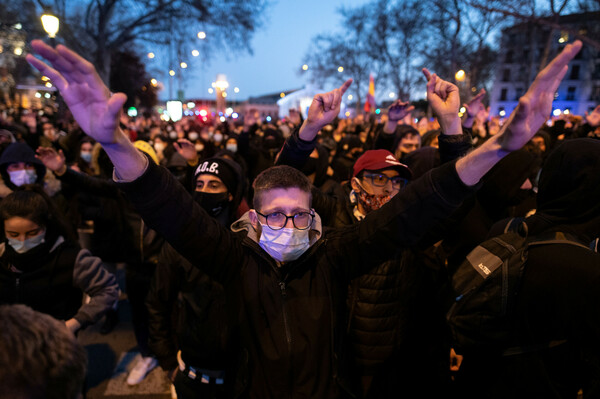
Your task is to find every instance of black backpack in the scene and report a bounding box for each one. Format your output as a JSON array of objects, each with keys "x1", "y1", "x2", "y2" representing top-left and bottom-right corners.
[{"x1": 447, "y1": 219, "x2": 592, "y2": 353}]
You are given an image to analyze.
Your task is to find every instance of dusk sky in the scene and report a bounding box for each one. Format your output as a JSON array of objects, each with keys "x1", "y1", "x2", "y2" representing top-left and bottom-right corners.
[{"x1": 155, "y1": 0, "x2": 368, "y2": 101}]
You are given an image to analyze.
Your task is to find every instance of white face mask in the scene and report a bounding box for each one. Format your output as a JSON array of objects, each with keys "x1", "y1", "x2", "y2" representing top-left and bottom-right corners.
[
  {"x1": 7, "y1": 230, "x2": 46, "y2": 254},
  {"x1": 213, "y1": 133, "x2": 223, "y2": 143},
  {"x1": 226, "y1": 143, "x2": 237, "y2": 153},
  {"x1": 258, "y1": 224, "x2": 310, "y2": 262},
  {"x1": 188, "y1": 132, "x2": 199, "y2": 141},
  {"x1": 8, "y1": 169, "x2": 37, "y2": 186},
  {"x1": 169, "y1": 131, "x2": 178, "y2": 140},
  {"x1": 154, "y1": 142, "x2": 166, "y2": 152}
]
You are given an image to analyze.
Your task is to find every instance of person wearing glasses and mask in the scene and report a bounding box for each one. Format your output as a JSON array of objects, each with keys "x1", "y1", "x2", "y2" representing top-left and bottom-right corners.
[{"x1": 26, "y1": 38, "x2": 581, "y2": 398}]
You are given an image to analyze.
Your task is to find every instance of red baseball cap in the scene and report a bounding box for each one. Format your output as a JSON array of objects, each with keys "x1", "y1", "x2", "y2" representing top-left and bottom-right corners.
[{"x1": 352, "y1": 149, "x2": 412, "y2": 179}]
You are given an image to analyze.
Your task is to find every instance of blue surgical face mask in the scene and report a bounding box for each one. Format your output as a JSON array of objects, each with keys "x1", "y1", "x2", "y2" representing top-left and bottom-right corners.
[
  {"x1": 258, "y1": 223, "x2": 310, "y2": 263},
  {"x1": 8, "y1": 169, "x2": 37, "y2": 187},
  {"x1": 7, "y1": 230, "x2": 46, "y2": 254},
  {"x1": 80, "y1": 151, "x2": 93, "y2": 163}
]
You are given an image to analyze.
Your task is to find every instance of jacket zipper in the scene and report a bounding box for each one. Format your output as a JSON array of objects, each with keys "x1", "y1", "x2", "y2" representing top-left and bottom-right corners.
[{"x1": 278, "y1": 281, "x2": 292, "y2": 353}]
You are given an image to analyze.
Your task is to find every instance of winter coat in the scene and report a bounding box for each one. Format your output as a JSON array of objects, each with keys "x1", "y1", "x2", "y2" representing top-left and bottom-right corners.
[
  {"x1": 0, "y1": 234, "x2": 118, "y2": 328},
  {"x1": 116, "y1": 156, "x2": 473, "y2": 399}
]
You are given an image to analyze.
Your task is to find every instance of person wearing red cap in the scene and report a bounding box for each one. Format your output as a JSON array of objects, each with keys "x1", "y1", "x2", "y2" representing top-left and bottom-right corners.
[{"x1": 350, "y1": 149, "x2": 412, "y2": 219}]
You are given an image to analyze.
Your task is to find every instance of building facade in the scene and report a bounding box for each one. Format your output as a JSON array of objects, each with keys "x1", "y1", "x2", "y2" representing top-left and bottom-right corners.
[{"x1": 490, "y1": 12, "x2": 600, "y2": 117}]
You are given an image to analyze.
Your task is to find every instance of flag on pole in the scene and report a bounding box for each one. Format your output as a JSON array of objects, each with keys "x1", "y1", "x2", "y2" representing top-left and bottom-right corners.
[{"x1": 364, "y1": 74, "x2": 375, "y2": 113}]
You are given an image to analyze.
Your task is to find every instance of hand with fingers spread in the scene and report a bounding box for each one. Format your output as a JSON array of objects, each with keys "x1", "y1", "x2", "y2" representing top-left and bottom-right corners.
[
  {"x1": 26, "y1": 40, "x2": 126, "y2": 145},
  {"x1": 422, "y1": 68, "x2": 461, "y2": 135},
  {"x1": 498, "y1": 40, "x2": 582, "y2": 151},
  {"x1": 299, "y1": 79, "x2": 353, "y2": 141},
  {"x1": 585, "y1": 105, "x2": 600, "y2": 127},
  {"x1": 462, "y1": 89, "x2": 486, "y2": 128},
  {"x1": 27, "y1": 41, "x2": 148, "y2": 181},
  {"x1": 174, "y1": 138, "x2": 199, "y2": 165},
  {"x1": 36, "y1": 146, "x2": 67, "y2": 176}
]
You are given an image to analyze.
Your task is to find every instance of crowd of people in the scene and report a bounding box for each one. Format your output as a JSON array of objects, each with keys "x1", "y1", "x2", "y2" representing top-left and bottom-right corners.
[{"x1": 0, "y1": 38, "x2": 598, "y2": 399}]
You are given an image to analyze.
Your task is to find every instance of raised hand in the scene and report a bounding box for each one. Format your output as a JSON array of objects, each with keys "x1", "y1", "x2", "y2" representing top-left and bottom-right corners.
[
  {"x1": 36, "y1": 146, "x2": 67, "y2": 175},
  {"x1": 26, "y1": 40, "x2": 126, "y2": 144},
  {"x1": 300, "y1": 79, "x2": 353, "y2": 141},
  {"x1": 464, "y1": 89, "x2": 486, "y2": 118},
  {"x1": 585, "y1": 105, "x2": 600, "y2": 127},
  {"x1": 422, "y1": 68, "x2": 461, "y2": 135},
  {"x1": 387, "y1": 99, "x2": 415, "y2": 122},
  {"x1": 498, "y1": 40, "x2": 582, "y2": 151},
  {"x1": 288, "y1": 108, "x2": 302, "y2": 126},
  {"x1": 174, "y1": 138, "x2": 199, "y2": 163}
]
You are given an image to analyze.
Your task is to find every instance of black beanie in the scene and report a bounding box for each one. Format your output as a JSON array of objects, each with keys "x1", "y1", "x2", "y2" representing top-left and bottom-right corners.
[{"x1": 194, "y1": 158, "x2": 238, "y2": 194}]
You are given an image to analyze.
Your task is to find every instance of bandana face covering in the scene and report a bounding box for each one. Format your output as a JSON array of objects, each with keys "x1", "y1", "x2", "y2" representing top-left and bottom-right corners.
[
  {"x1": 354, "y1": 179, "x2": 391, "y2": 213},
  {"x1": 258, "y1": 223, "x2": 310, "y2": 263}
]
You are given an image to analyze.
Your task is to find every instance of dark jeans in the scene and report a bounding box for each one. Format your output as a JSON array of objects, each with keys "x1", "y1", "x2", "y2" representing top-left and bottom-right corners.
[
  {"x1": 173, "y1": 369, "x2": 230, "y2": 399},
  {"x1": 125, "y1": 261, "x2": 156, "y2": 357}
]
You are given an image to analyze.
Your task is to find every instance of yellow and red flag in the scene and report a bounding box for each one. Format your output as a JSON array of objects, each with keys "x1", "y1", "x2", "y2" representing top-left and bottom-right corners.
[{"x1": 364, "y1": 74, "x2": 375, "y2": 113}]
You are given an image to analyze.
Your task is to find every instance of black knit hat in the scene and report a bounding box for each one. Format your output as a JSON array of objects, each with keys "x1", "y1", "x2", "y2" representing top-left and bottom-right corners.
[{"x1": 194, "y1": 157, "x2": 239, "y2": 194}]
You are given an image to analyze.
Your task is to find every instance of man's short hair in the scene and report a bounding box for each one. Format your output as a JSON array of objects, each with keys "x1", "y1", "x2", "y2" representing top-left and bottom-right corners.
[
  {"x1": 252, "y1": 165, "x2": 312, "y2": 210},
  {"x1": 0, "y1": 304, "x2": 87, "y2": 399}
]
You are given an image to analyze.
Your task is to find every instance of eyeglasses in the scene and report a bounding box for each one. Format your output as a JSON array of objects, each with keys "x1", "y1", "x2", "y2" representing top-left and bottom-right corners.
[
  {"x1": 256, "y1": 210, "x2": 315, "y2": 230},
  {"x1": 362, "y1": 173, "x2": 408, "y2": 189}
]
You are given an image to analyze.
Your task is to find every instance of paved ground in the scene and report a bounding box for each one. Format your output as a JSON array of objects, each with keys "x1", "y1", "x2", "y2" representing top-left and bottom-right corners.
[{"x1": 79, "y1": 266, "x2": 173, "y2": 399}]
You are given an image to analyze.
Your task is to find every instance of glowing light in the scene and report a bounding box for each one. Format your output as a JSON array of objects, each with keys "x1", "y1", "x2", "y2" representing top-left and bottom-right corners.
[
  {"x1": 558, "y1": 37, "x2": 566, "y2": 43},
  {"x1": 187, "y1": 102, "x2": 195, "y2": 109},
  {"x1": 302, "y1": 64, "x2": 308, "y2": 71},
  {"x1": 389, "y1": 92, "x2": 395, "y2": 98},
  {"x1": 234, "y1": 87, "x2": 240, "y2": 93},
  {"x1": 197, "y1": 31, "x2": 206, "y2": 39},
  {"x1": 553, "y1": 109, "x2": 562, "y2": 116},
  {"x1": 45, "y1": 82, "x2": 53, "y2": 88},
  {"x1": 455, "y1": 70, "x2": 466, "y2": 82},
  {"x1": 266, "y1": 116, "x2": 272, "y2": 122},
  {"x1": 564, "y1": 109, "x2": 570, "y2": 115},
  {"x1": 232, "y1": 112, "x2": 239, "y2": 119},
  {"x1": 41, "y1": 76, "x2": 50, "y2": 81},
  {"x1": 150, "y1": 78, "x2": 158, "y2": 87},
  {"x1": 199, "y1": 109, "x2": 208, "y2": 117},
  {"x1": 459, "y1": 107, "x2": 466, "y2": 114},
  {"x1": 160, "y1": 114, "x2": 170, "y2": 122},
  {"x1": 471, "y1": 87, "x2": 477, "y2": 92},
  {"x1": 192, "y1": 49, "x2": 199, "y2": 57},
  {"x1": 148, "y1": 52, "x2": 155, "y2": 59},
  {"x1": 35, "y1": 92, "x2": 41, "y2": 98},
  {"x1": 208, "y1": 88, "x2": 214, "y2": 94},
  {"x1": 169, "y1": 70, "x2": 175, "y2": 76},
  {"x1": 127, "y1": 107, "x2": 138, "y2": 117},
  {"x1": 345, "y1": 111, "x2": 351, "y2": 117},
  {"x1": 375, "y1": 109, "x2": 381, "y2": 115},
  {"x1": 41, "y1": 14, "x2": 59, "y2": 38},
  {"x1": 499, "y1": 110, "x2": 506, "y2": 117},
  {"x1": 221, "y1": 92, "x2": 227, "y2": 98},
  {"x1": 347, "y1": 94, "x2": 353, "y2": 100},
  {"x1": 14, "y1": 23, "x2": 22, "y2": 30},
  {"x1": 225, "y1": 107, "x2": 233, "y2": 116},
  {"x1": 280, "y1": 92, "x2": 285, "y2": 98},
  {"x1": 44, "y1": 93, "x2": 51, "y2": 98},
  {"x1": 180, "y1": 62, "x2": 188, "y2": 69},
  {"x1": 220, "y1": 116, "x2": 226, "y2": 122},
  {"x1": 337, "y1": 66, "x2": 344, "y2": 73},
  {"x1": 215, "y1": 76, "x2": 229, "y2": 90},
  {"x1": 14, "y1": 47, "x2": 23, "y2": 56}
]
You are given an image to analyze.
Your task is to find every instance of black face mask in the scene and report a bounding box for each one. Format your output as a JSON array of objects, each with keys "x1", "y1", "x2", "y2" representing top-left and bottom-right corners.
[{"x1": 193, "y1": 191, "x2": 230, "y2": 217}]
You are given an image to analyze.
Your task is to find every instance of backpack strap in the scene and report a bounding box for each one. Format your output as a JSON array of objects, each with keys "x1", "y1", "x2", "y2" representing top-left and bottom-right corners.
[
  {"x1": 527, "y1": 231, "x2": 591, "y2": 251},
  {"x1": 503, "y1": 217, "x2": 528, "y2": 237}
]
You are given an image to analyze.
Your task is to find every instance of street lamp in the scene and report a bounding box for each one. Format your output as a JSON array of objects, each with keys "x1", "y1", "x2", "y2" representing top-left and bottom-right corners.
[
  {"x1": 41, "y1": 13, "x2": 59, "y2": 38},
  {"x1": 455, "y1": 70, "x2": 466, "y2": 82}
]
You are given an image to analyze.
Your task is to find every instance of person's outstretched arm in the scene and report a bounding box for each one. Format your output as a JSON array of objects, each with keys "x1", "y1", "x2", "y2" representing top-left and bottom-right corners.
[{"x1": 26, "y1": 40, "x2": 146, "y2": 181}]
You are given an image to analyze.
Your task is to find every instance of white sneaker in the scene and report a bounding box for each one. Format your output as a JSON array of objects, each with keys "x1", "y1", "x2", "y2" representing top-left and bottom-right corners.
[{"x1": 126, "y1": 356, "x2": 158, "y2": 386}]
